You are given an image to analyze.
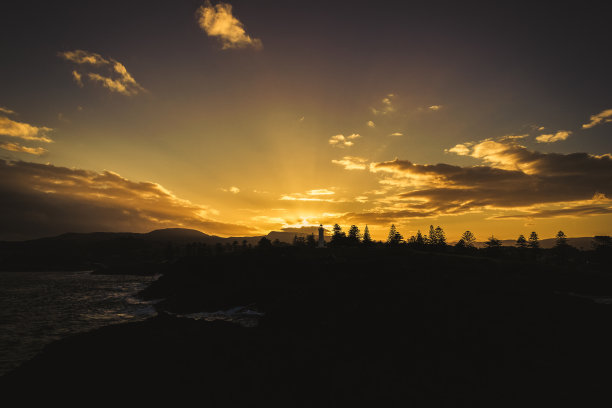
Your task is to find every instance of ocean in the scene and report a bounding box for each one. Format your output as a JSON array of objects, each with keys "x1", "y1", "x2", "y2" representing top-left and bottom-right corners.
[{"x1": 0, "y1": 270, "x2": 159, "y2": 376}]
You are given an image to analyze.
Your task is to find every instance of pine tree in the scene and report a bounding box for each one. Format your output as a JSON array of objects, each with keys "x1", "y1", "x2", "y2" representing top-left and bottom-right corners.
[
  {"x1": 347, "y1": 225, "x2": 361, "y2": 245},
  {"x1": 434, "y1": 226, "x2": 446, "y2": 247},
  {"x1": 516, "y1": 234, "x2": 528, "y2": 248},
  {"x1": 362, "y1": 225, "x2": 372, "y2": 245},
  {"x1": 331, "y1": 224, "x2": 346, "y2": 246},
  {"x1": 485, "y1": 235, "x2": 502, "y2": 248},
  {"x1": 555, "y1": 230, "x2": 568, "y2": 247},
  {"x1": 460, "y1": 230, "x2": 476, "y2": 248},
  {"x1": 528, "y1": 231, "x2": 539, "y2": 249},
  {"x1": 387, "y1": 224, "x2": 403, "y2": 245},
  {"x1": 427, "y1": 225, "x2": 436, "y2": 246},
  {"x1": 415, "y1": 230, "x2": 425, "y2": 246}
]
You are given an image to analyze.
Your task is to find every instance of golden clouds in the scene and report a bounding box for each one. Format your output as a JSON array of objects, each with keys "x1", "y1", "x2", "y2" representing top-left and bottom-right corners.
[
  {"x1": 0, "y1": 142, "x2": 46, "y2": 156},
  {"x1": 0, "y1": 160, "x2": 256, "y2": 239},
  {"x1": 222, "y1": 186, "x2": 240, "y2": 194},
  {"x1": 582, "y1": 108, "x2": 612, "y2": 129},
  {"x1": 0, "y1": 116, "x2": 53, "y2": 143},
  {"x1": 281, "y1": 188, "x2": 338, "y2": 202},
  {"x1": 366, "y1": 142, "x2": 612, "y2": 221},
  {"x1": 59, "y1": 50, "x2": 145, "y2": 96},
  {"x1": 329, "y1": 134, "x2": 360, "y2": 147},
  {"x1": 0, "y1": 107, "x2": 16, "y2": 115},
  {"x1": 536, "y1": 130, "x2": 571, "y2": 143},
  {"x1": 371, "y1": 94, "x2": 396, "y2": 115},
  {"x1": 445, "y1": 143, "x2": 471, "y2": 156},
  {"x1": 60, "y1": 50, "x2": 108, "y2": 65},
  {"x1": 196, "y1": 1, "x2": 262, "y2": 50},
  {"x1": 0, "y1": 110, "x2": 52, "y2": 156},
  {"x1": 331, "y1": 156, "x2": 368, "y2": 170}
]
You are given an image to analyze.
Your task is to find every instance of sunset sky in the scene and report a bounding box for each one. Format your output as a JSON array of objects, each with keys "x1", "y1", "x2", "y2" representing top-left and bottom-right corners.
[{"x1": 1, "y1": 0, "x2": 611, "y2": 241}]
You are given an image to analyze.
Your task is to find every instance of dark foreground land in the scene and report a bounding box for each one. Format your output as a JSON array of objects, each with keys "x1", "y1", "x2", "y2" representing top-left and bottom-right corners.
[{"x1": 3, "y1": 247, "x2": 612, "y2": 405}]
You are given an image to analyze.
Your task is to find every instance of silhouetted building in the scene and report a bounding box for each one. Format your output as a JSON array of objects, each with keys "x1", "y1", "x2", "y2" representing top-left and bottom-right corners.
[{"x1": 318, "y1": 224, "x2": 325, "y2": 248}]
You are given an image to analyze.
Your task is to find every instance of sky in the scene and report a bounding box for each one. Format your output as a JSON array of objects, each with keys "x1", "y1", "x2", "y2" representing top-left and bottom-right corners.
[{"x1": 1, "y1": 0, "x2": 611, "y2": 241}]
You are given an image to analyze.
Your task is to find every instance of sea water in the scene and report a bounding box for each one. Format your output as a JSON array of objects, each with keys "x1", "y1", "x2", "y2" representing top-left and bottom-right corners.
[{"x1": 0, "y1": 270, "x2": 160, "y2": 376}]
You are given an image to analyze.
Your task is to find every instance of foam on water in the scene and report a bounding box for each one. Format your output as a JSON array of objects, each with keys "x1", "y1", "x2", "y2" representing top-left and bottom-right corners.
[{"x1": 0, "y1": 270, "x2": 160, "y2": 376}]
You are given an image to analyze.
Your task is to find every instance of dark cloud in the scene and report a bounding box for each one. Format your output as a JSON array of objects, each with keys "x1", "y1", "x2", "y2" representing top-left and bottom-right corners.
[
  {"x1": 320, "y1": 209, "x2": 436, "y2": 226},
  {"x1": 367, "y1": 142, "x2": 612, "y2": 220},
  {"x1": 493, "y1": 205, "x2": 612, "y2": 220},
  {"x1": 0, "y1": 160, "x2": 256, "y2": 240}
]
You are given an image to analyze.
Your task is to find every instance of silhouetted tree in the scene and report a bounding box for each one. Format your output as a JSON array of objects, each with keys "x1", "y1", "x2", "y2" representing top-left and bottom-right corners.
[
  {"x1": 242, "y1": 240, "x2": 248, "y2": 250},
  {"x1": 272, "y1": 239, "x2": 282, "y2": 247},
  {"x1": 331, "y1": 224, "x2": 347, "y2": 246},
  {"x1": 387, "y1": 224, "x2": 403, "y2": 245},
  {"x1": 415, "y1": 230, "x2": 425, "y2": 247},
  {"x1": 460, "y1": 231, "x2": 476, "y2": 248},
  {"x1": 485, "y1": 236, "x2": 502, "y2": 249},
  {"x1": 257, "y1": 237, "x2": 272, "y2": 249},
  {"x1": 435, "y1": 226, "x2": 446, "y2": 247},
  {"x1": 555, "y1": 231, "x2": 568, "y2": 248},
  {"x1": 232, "y1": 240, "x2": 239, "y2": 251},
  {"x1": 528, "y1": 231, "x2": 540, "y2": 249},
  {"x1": 426, "y1": 225, "x2": 446, "y2": 248},
  {"x1": 485, "y1": 235, "x2": 502, "y2": 256},
  {"x1": 516, "y1": 235, "x2": 528, "y2": 248},
  {"x1": 347, "y1": 225, "x2": 361, "y2": 245},
  {"x1": 306, "y1": 234, "x2": 316, "y2": 247},
  {"x1": 362, "y1": 225, "x2": 372, "y2": 245},
  {"x1": 293, "y1": 235, "x2": 306, "y2": 247},
  {"x1": 426, "y1": 225, "x2": 436, "y2": 246}
]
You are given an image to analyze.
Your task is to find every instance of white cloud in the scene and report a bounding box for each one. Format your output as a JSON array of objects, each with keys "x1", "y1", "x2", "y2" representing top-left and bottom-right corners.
[
  {"x1": 428, "y1": 105, "x2": 442, "y2": 111},
  {"x1": 389, "y1": 132, "x2": 403, "y2": 137},
  {"x1": 196, "y1": 1, "x2": 262, "y2": 50},
  {"x1": 331, "y1": 156, "x2": 368, "y2": 170},
  {"x1": 536, "y1": 130, "x2": 571, "y2": 143},
  {"x1": 582, "y1": 109, "x2": 612, "y2": 129},
  {"x1": 367, "y1": 120, "x2": 375, "y2": 128}
]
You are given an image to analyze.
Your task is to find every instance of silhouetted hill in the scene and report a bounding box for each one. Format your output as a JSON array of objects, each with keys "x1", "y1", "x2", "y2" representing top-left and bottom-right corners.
[
  {"x1": 0, "y1": 228, "x2": 264, "y2": 272},
  {"x1": 143, "y1": 228, "x2": 215, "y2": 243}
]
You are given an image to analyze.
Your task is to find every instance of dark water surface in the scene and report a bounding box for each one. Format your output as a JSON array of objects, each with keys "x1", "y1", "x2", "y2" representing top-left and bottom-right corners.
[{"x1": 0, "y1": 271, "x2": 159, "y2": 376}]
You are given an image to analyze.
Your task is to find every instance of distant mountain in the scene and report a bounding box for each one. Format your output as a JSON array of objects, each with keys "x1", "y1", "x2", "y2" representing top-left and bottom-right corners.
[
  {"x1": 0, "y1": 228, "x2": 267, "y2": 272},
  {"x1": 1, "y1": 228, "x2": 265, "y2": 246},
  {"x1": 143, "y1": 228, "x2": 215, "y2": 243}
]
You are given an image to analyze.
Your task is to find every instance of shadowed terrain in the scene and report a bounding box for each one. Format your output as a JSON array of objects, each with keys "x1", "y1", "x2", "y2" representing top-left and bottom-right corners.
[{"x1": 3, "y1": 246, "x2": 612, "y2": 405}]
